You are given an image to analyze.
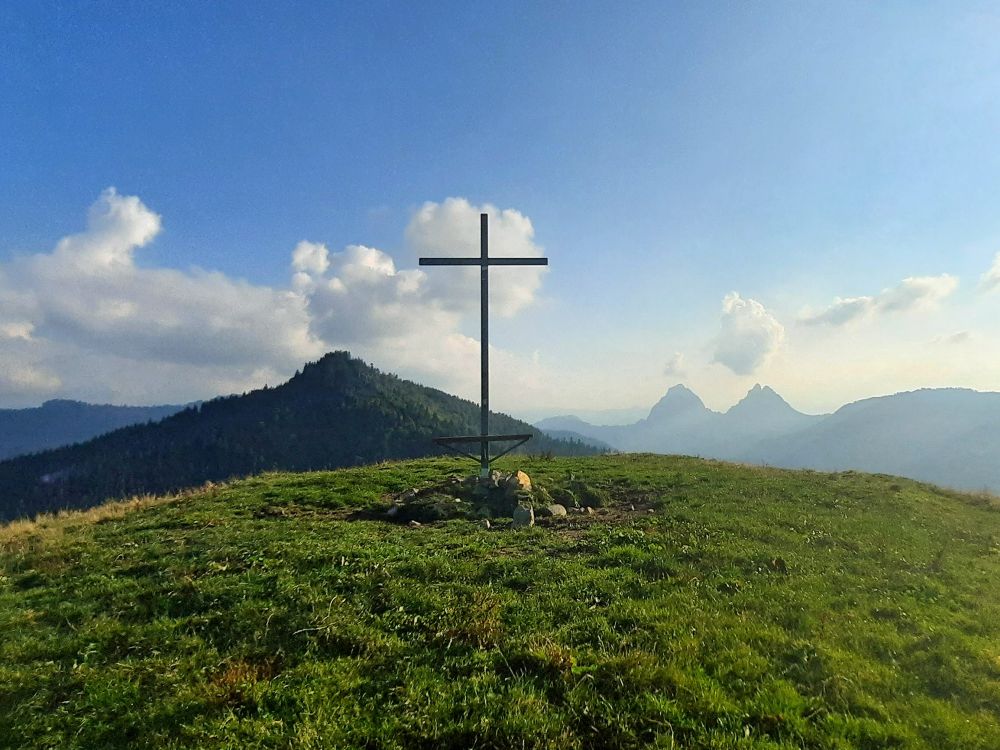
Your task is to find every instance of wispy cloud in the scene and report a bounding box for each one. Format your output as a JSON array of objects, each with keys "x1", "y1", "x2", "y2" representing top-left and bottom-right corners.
[
  {"x1": 800, "y1": 274, "x2": 959, "y2": 326},
  {"x1": 933, "y1": 330, "x2": 973, "y2": 345},
  {"x1": 663, "y1": 352, "x2": 685, "y2": 377},
  {"x1": 980, "y1": 252, "x2": 1000, "y2": 292}
]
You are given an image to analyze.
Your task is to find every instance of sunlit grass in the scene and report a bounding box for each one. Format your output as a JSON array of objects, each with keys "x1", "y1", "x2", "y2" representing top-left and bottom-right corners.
[{"x1": 1, "y1": 455, "x2": 998, "y2": 748}]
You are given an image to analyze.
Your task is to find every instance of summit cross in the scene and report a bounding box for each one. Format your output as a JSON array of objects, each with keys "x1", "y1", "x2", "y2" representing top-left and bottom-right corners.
[{"x1": 419, "y1": 213, "x2": 549, "y2": 477}]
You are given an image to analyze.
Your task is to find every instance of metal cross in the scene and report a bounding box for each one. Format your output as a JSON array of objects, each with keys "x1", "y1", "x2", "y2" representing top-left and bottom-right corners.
[{"x1": 420, "y1": 213, "x2": 548, "y2": 477}]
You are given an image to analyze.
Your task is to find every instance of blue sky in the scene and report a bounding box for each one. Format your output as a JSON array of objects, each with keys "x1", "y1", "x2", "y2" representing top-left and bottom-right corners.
[{"x1": 2, "y1": 1, "x2": 1000, "y2": 416}]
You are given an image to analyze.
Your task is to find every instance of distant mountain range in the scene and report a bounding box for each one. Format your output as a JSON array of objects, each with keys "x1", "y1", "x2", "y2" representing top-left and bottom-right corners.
[
  {"x1": 0, "y1": 352, "x2": 601, "y2": 521},
  {"x1": 537, "y1": 384, "x2": 1000, "y2": 492},
  {"x1": 0, "y1": 399, "x2": 187, "y2": 461}
]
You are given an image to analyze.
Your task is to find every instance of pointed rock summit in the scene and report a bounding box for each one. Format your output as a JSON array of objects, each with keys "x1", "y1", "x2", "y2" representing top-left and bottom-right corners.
[
  {"x1": 728, "y1": 384, "x2": 795, "y2": 417},
  {"x1": 723, "y1": 384, "x2": 820, "y2": 436},
  {"x1": 646, "y1": 384, "x2": 709, "y2": 423}
]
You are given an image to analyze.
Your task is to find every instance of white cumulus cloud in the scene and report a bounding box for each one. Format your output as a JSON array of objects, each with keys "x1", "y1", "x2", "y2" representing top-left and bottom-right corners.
[
  {"x1": 0, "y1": 191, "x2": 549, "y2": 407},
  {"x1": 0, "y1": 188, "x2": 324, "y2": 404},
  {"x1": 405, "y1": 197, "x2": 546, "y2": 317},
  {"x1": 713, "y1": 293, "x2": 785, "y2": 375},
  {"x1": 0, "y1": 338, "x2": 62, "y2": 400}
]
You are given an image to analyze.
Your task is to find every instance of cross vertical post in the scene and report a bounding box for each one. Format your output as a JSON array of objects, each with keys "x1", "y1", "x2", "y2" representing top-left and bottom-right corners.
[
  {"x1": 479, "y1": 213, "x2": 489, "y2": 476},
  {"x1": 419, "y1": 213, "x2": 548, "y2": 477}
]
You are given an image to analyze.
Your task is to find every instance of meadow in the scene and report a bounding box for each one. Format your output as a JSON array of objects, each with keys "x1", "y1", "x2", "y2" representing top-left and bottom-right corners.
[{"x1": 2, "y1": 454, "x2": 998, "y2": 749}]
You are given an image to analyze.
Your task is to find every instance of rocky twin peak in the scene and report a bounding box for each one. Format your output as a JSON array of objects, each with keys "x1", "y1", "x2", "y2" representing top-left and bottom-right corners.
[
  {"x1": 723, "y1": 383, "x2": 819, "y2": 434},
  {"x1": 727, "y1": 383, "x2": 795, "y2": 417},
  {"x1": 645, "y1": 384, "x2": 709, "y2": 423},
  {"x1": 535, "y1": 382, "x2": 821, "y2": 458}
]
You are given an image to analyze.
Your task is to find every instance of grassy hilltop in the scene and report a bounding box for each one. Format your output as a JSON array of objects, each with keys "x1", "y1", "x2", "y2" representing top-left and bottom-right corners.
[{"x1": 1, "y1": 455, "x2": 999, "y2": 749}]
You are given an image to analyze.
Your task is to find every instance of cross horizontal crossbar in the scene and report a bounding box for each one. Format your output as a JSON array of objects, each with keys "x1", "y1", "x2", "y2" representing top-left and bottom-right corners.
[{"x1": 419, "y1": 257, "x2": 548, "y2": 266}]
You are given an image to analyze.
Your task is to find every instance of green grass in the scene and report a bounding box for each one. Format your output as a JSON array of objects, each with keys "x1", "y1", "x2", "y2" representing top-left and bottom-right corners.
[{"x1": 2, "y1": 454, "x2": 999, "y2": 749}]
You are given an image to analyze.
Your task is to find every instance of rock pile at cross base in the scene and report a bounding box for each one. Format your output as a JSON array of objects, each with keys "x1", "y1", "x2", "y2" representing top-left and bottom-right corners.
[{"x1": 385, "y1": 470, "x2": 601, "y2": 527}]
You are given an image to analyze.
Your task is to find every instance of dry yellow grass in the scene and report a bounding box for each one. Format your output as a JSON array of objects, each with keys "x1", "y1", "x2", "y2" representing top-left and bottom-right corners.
[{"x1": 0, "y1": 481, "x2": 223, "y2": 556}]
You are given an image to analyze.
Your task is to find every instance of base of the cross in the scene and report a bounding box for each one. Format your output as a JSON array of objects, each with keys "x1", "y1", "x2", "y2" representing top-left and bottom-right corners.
[{"x1": 432, "y1": 433, "x2": 533, "y2": 477}]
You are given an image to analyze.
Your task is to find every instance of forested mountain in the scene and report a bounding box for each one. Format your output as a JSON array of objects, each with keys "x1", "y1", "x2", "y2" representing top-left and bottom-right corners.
[
  {"x1": 0, "y1": 400, "x2": 186, "y2": 460},
  {"x1": 0, "y1": 352, "x2": 599, "y2": 521}
]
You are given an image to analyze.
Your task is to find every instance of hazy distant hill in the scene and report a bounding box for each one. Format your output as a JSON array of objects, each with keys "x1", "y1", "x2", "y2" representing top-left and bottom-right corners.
[
  {"x1": 0, "y1": 352, "x2": 600, "y2": 521},
  {"x1": 537, "y1": 385, "x2": 1000, "y2": 491},
  {"x1": 741, "y1": 388, "x2": 1000, "y2": 491},
  {"x1": 535, "y1": 428, "x2": 614, "y2": 451},
  {"x1": 0, "y1": 400, "x2": 185, "y2": 460}
]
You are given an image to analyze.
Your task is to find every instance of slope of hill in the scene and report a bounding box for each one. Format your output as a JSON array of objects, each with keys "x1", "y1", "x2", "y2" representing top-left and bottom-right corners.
[
  {"x1": 2, "y1": 454, "x2": 997, "y2": 749},
  {"x1": 742, "y1": 388, "x2": 1000, "y2": 491},
  {"x1": 0, "y1": 399, "x2": 185, "y2": 460},
  {"x1": 0, "y1": 352, "x2": 599, "y2": 521}
]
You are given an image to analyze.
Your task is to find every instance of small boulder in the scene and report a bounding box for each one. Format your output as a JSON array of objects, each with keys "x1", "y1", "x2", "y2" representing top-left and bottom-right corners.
[
  {"x1": 408, "y1": 520, "x2": 422, "y2": 528},
  {"x1": 386, "y1": 504, "x2": 400, "y2": 518},
  {"x1": 512, "y1": 505, "x2": 535, "y2": 528},
  {"x1": 547, "y1": 504, "x2": 567, "y2": 517},
  {"x1": 483, "y1": 519, "x2": 491, "y2": 530},
  {"x1": 504, "y1": 470, "x2": 532, "y2": 498},
  {"x1": 513, "y1": 470, "x2": 532, "y2": 491}
]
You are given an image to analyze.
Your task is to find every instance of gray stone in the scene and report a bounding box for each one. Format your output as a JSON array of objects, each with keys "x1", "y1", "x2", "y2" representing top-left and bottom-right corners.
[
  {"x1": 478, "y1": 471, "x2": 502, "y2": 491},
  {"x1": 547, "y1": 504, "x2": 567, "y2": 517},
  {"x1": 483, "y1": 519, "x2": 491, "y2": 529},
  {"x1": 386, "y1": 504, "x2": 400, "y2": 518},
  {"x1": 512, "y1": 505, "x2": 535, "y2": 528},
  {"x1": 408, "y1": 520, "x2": 422, "y2": 528},
  {"x1": 401, "y1": 488, "x2": 419, "y2": 502}
]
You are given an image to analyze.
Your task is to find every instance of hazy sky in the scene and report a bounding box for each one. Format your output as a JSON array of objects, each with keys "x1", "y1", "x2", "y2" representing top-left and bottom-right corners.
[{"x1": 2, "y1": 1, "x2": 1000, "y2": 416}]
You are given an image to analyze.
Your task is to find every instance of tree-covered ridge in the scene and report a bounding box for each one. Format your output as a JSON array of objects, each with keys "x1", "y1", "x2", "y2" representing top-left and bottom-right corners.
[
  {"x1": 0, "y1": 352, "x2": 600, "y2": 521},
  {"x1": 0, "y1": 400, "x2": 187, "y2": 461}
]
